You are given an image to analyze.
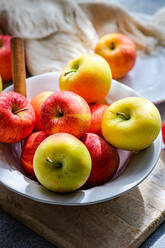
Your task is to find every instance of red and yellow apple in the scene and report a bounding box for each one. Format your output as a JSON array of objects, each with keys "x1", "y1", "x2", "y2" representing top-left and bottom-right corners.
[
  {"x1": 95, "y1": 33, "x2": 136, "y2": 79},
  {"x1": 88, "y1": 104, "x2": 108, "y2": 136},
  {"x1": 82, "y1": 133, "x2": 119, "y2": 188},
  {"x1": 21, "y1": 131, "x2": 47, "y2": 177},
  {"x1": 41, "y1": 91, "x2": 91, "y2": 138},
  {"x1": 59, "y1": 53, "x2": 112, "y2": 104},
  {"x1": 0, "y1": 91, "x2": 36, "y2": 143},
  {"x1": 31, "y1": 91, "x2": 53, "y2": 130},
  {"x1": 0, "y1": 35, "x2": 12, "y2": 82},
  {"x1": 33, "y1": 133, "x2": 92, "y2": 192},
  {"x1": 102, "y1": 97, "x2": 161, "y2": 151}
]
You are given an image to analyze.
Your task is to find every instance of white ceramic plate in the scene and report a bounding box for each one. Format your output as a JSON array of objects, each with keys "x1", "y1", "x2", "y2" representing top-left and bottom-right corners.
[
  {"x1": 118, "y1": 12, "x2": 165, "y2": 104},
  {"x1": 0, "y1": 72, "x2": 162, "y2": 206},
  {"x1": 119, "y1": 46, "x2": 165, "y2": 104}
]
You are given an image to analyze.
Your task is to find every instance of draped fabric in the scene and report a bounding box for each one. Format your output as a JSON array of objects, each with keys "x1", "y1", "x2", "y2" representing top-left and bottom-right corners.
[{"x1": 0, "y1": 0, "x2": 165, "y2": 75}]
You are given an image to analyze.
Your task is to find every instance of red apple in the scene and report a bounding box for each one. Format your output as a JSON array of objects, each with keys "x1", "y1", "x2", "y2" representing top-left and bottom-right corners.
[
  {"x1": 95, "y1": 33, "x2": 136, "y2": 79},
  {"x1": 82, "y1": 133, "x2": 119, "y2": 188},
  {"x1": 41, "y1": 91, "x2": 91, "y2": 138},
  {"x1": 162, "y1": 121, "x2": 165, "y2": 144},
  {"x1": 88, "y1": 104, "x2": 108, "y2": 136},
  {"x1": 0, "y1": 91, "x2": 36, "y2": 143},
  {"x1": 31, "y1": 91, "x2": 54, "y2": 130},
  {"x1": 0, "y1": 35, "x2": 12, "y2": 82},
  {"x1": 21, "y1": 131, "x2": 47, "y2": 177}
]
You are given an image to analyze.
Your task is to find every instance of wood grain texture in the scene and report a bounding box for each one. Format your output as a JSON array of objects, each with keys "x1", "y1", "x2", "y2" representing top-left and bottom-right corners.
[
  {"x1": 0, "y1": 150, "x2": 165, "y2": 248},
  {"x1": 10, "y1": 37, "x2": 26, "y2": 97}
]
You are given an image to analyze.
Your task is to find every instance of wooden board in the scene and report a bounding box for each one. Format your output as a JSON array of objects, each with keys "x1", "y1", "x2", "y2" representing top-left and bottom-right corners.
[{"x1": 0, "y1": 150, "x2": 165, "y2": 248}]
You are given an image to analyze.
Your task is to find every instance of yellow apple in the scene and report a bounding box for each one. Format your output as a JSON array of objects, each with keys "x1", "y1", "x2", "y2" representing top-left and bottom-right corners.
[
  {"x1": 33, "y1": 133, "x2": 92, "y2": 192},
  {"x1": 102, "y1": 97, "x2": 161, "y2": 151},
  {"x1": 59, "y1": 53, "x2": 112, "y2": 104}
]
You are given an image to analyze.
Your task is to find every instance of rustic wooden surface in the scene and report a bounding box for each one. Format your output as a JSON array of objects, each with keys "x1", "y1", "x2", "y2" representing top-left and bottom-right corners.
[{"x1": 0, "y1": 150, "x2": 164, "y2": 248}]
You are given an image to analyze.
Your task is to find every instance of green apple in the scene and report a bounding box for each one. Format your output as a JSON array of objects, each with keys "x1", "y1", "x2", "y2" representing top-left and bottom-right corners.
[
  {"x1": 102, "y1": 97, "x2": 161, "y2": 151},
  {"x1": 33, "y1": 133, "x2": 92, "y2": 192},
  {"x1": 0, "y1": 75, "x2": 2, "y2": 91}
]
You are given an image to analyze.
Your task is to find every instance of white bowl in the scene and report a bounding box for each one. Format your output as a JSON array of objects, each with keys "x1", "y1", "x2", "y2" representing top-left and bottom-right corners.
[{"x1": 0, "y1": 72, "x2": 161, "y2": 206}]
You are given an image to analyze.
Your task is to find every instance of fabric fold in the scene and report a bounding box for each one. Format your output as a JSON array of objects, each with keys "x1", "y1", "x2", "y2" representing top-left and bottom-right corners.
[{"x1": 0, "y1": 0, "x2": 165, "y2": 75}]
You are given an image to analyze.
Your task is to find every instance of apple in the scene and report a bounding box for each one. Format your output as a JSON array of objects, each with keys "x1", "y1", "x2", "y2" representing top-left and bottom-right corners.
[
  {"x1": 0, "y1": 75, "x2": 2, "y2": 92},
  {"x1": 0, "y1": 91, "x2": 36, "y2": 143},
  {"x1": 31, "y1": 91, "x2": 54, "y2": 130},
  {"x1": 21, "y1": 131, "x2": 47, "y2": 177},
  {"x1": 102, "y1": 97, "x2": 161, "y2": 151},
  {"x1": 0, "y1": 35, "x2": 12, "y2": 82},
  {"x1": 33, "y1": 133, "x2": 92, "y2": 192},
  {"x1": 41, "y1": 91, "x2": 91, "y2": 138},
  {"x1": 82, "y1": 133, "x2": 119, "y2": 188},
  {"x1": 59, "y1": 53, "x2": 112, "y2": 104},
  {"x1": 95, "y1": 33, "x2": 136, "y2": 79},
  {"x1": 88, "y1": 104, "x2": 108, "y2": 136},
  {"x1": 162, "y1": 121, "x2": 165, "y2": 144}
]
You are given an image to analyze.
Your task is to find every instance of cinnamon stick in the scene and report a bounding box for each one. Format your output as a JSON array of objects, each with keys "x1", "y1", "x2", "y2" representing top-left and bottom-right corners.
[{"x1": 10, "y1": 37, "x2": 26, "y2": 97}]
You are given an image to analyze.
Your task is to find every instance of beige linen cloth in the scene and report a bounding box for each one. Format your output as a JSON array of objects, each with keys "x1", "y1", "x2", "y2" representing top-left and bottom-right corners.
[{"x1": 0, "y1": 0, "x2": 165, "y2": 76}]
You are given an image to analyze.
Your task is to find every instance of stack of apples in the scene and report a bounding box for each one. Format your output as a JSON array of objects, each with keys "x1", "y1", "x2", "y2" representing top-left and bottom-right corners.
[{"x1": 0, "y1": 35, "x2": 162, "y2": 193}]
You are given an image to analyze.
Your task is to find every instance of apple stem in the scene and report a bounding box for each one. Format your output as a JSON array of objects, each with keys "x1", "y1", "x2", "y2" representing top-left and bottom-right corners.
[
  {"x1": 13, "y1": 108, "x2": 28, "y2": 114},
  {"x1": 64, "y1": 69, "x2": 77, "y2": 76},
  {"x1": 56, "y1": 106, "x2": 64, "y2": 118},
  {"x1": 110, "y1": 42, "x2": 115, "y2": 50},
  {"x1": 46, "y1": 157, "x2": 62, "y2": 168},
  {"x1": 0, "y1": 40, "x2": 3, "y2": 48},
  {"x1": 116, "y1": 112, "x2": 130, "y2": 120}
]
